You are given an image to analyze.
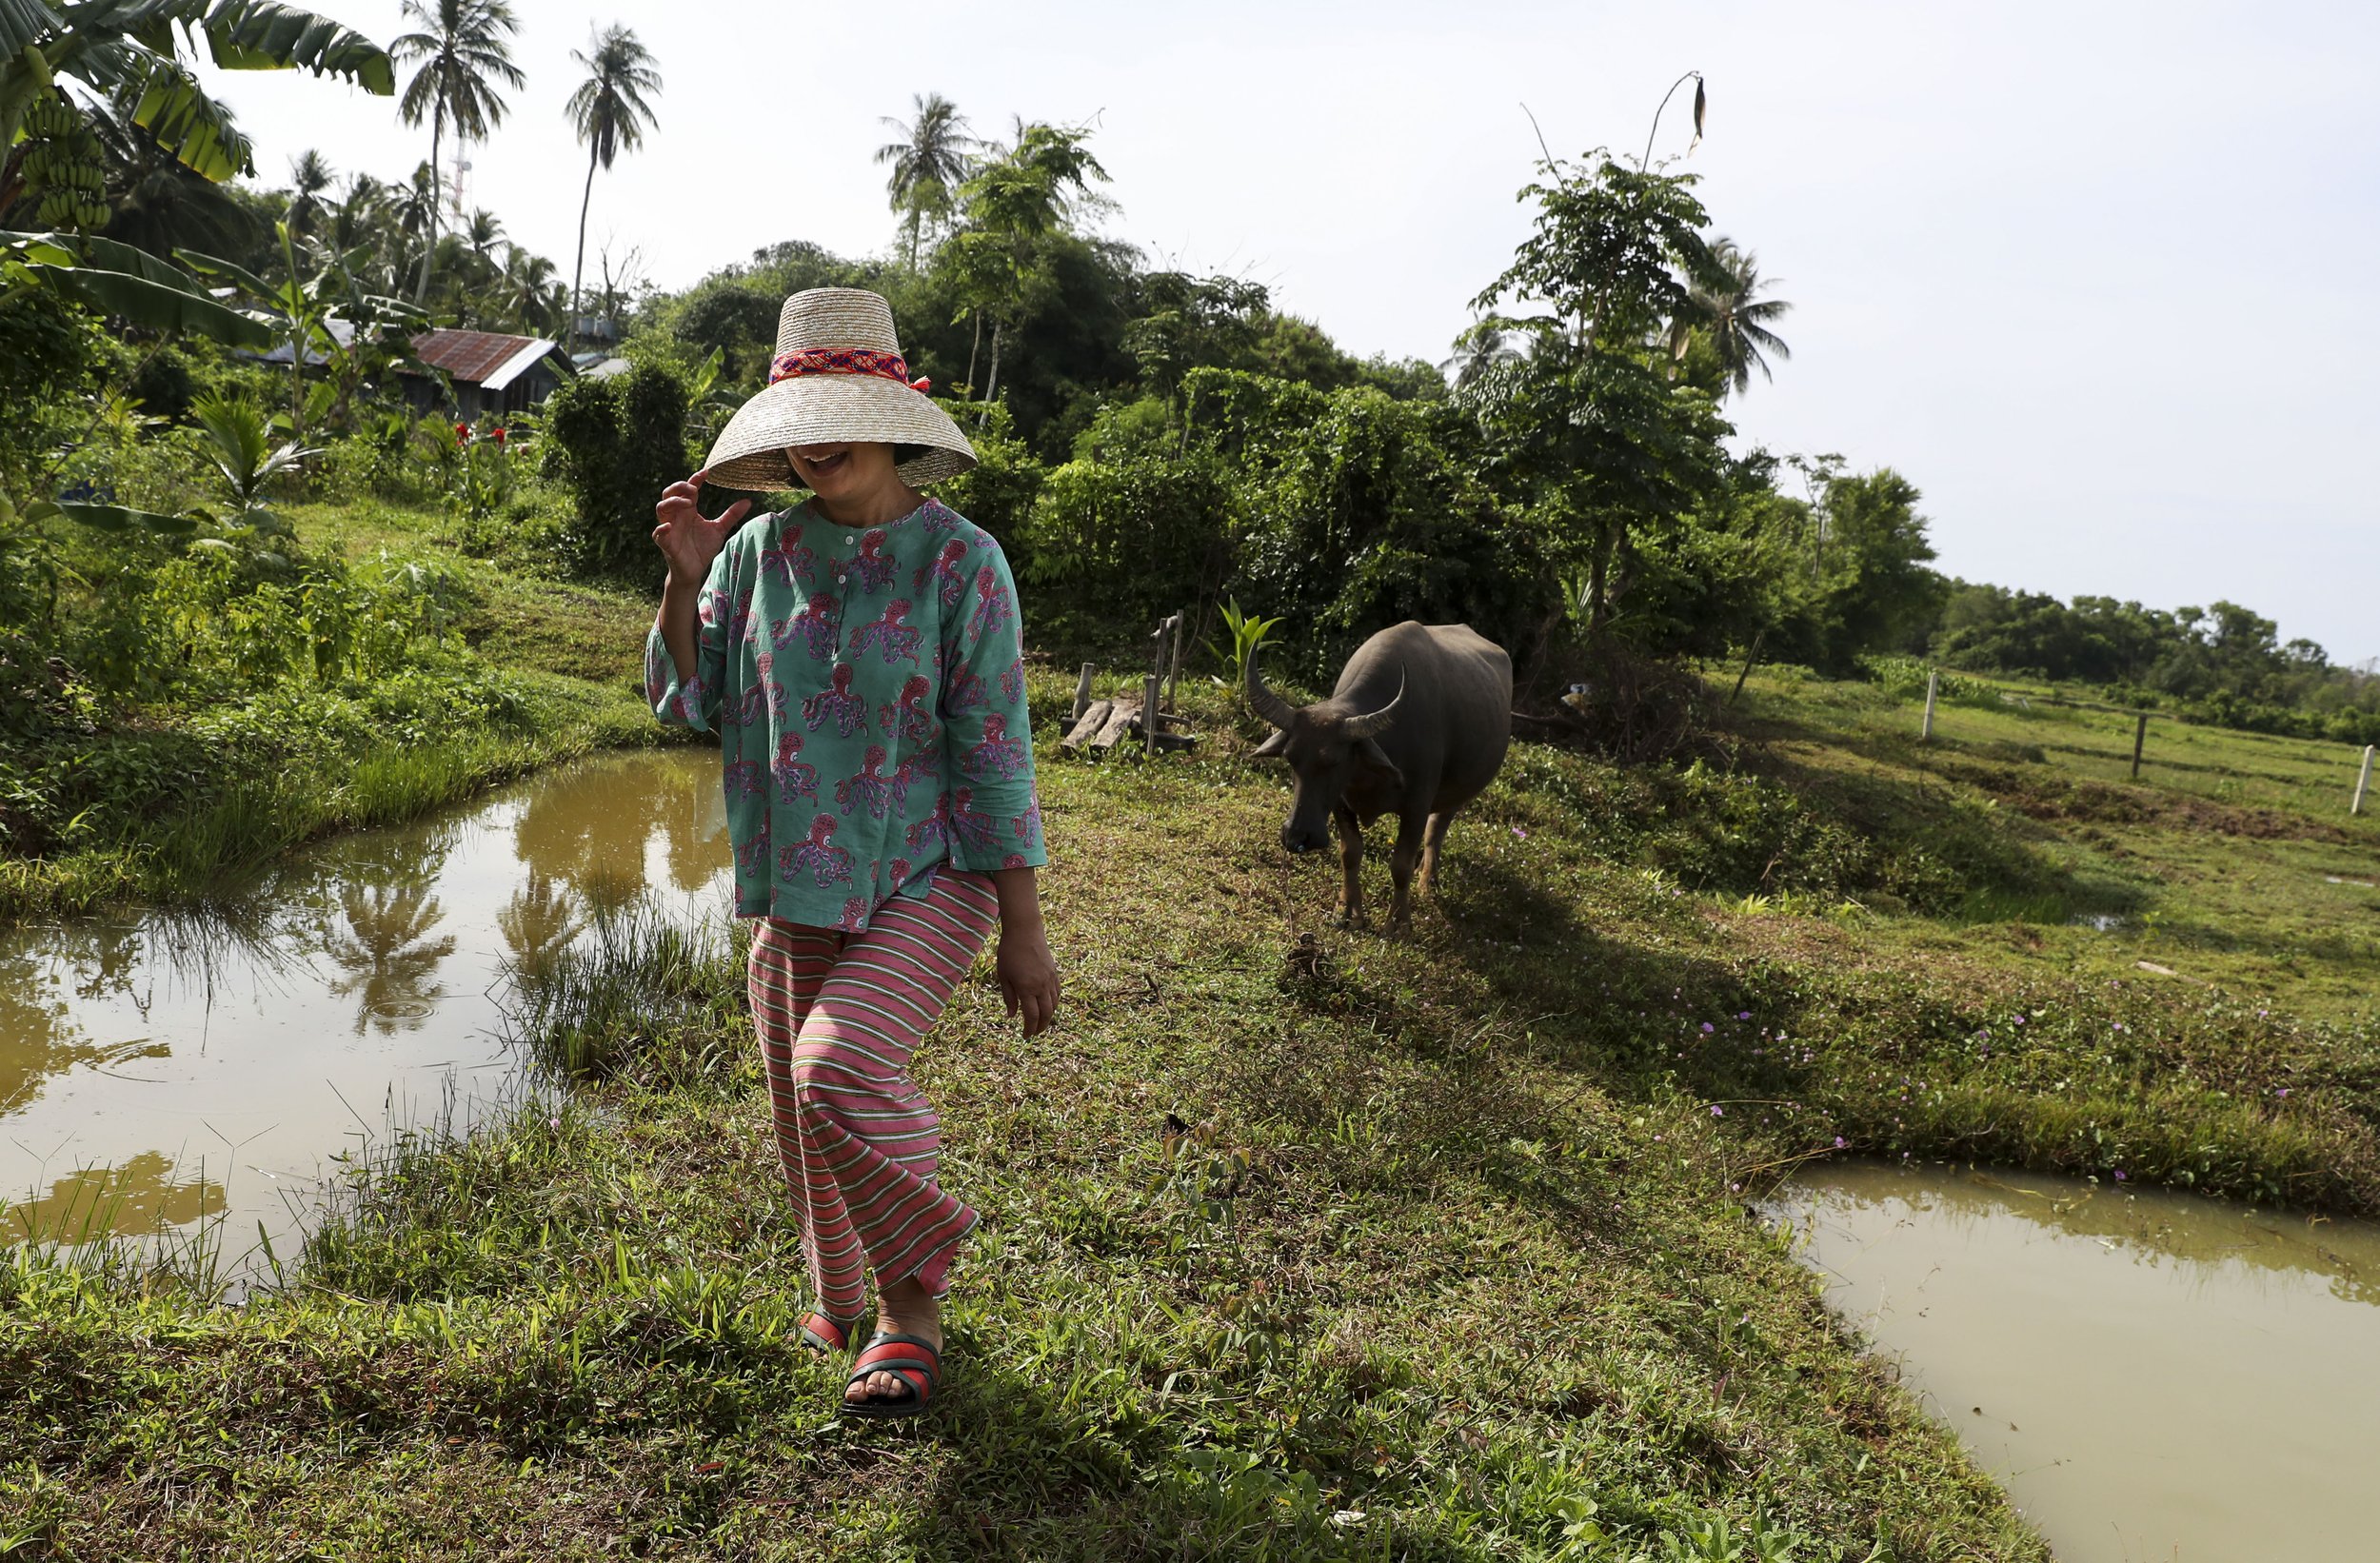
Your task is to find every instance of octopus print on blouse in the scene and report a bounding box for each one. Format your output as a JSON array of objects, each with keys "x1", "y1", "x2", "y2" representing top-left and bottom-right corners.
[
  {"x1": 849, "y1": 530, "x2": 897, "y2": 591},
  {"x1": 837, "y1": 745, "x2": 896, "y2": 820},
  {"x1": 883, "y1": 675, "x2": 937, "y2": 744},
  {"x1": 849, "y1": 599, "x2": 924, "y2": 665},
  {"x1": 965, "y1": 714, "x2": 1028, "y2": 781},
  {"x1": 803, "y1": 664, "x2": 869, "y2": 737},
  {"x1": 781, "y1": 814, "x2": 855, "y2": 888},
  {"x1": 772, "y1": 731, "x2": 819, "y2": 804},
  {"x1": 645, "y1": 496, "x2": 1044, "y2": 931}
]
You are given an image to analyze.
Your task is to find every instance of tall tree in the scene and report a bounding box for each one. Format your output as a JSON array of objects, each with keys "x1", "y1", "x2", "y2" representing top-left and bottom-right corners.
[
  {"x1": 286, "y1": 149, "x2": 337, "y2": 241},
  {"x1": 946, "y1": 121, "x2": 1109, "y2": 404},
  {"x1": 1467, "y1": 152, "x2": 1734, "y2": 638},
  {"x1": 875, "y1": 92, "x2": 976, "y2": 270},
  {"x1": 1672, "y1": 237, "x2": 1792, "y2": 397},
  {"x1": 392, "y1": 0, "x2": 524, "y2": 304},
  {"x1": 565, "y1": 25, "x2": 660, "y2": 350},
  {"x1": 500, "y1": 248, "x2": 565, "y2": 335}
]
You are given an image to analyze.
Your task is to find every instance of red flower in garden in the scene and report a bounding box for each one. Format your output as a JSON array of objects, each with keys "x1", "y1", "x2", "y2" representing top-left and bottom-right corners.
[
  {"x1": 454, "y1": 423, "x2": 469, "y2": 444},
  {"x1": 491, "y1": 426, "x2": 506, "y2": 444}
]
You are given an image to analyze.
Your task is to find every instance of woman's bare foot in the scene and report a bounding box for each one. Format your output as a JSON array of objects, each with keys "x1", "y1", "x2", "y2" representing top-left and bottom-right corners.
[{"x1": 848, "y1": 1276, "x2": 941, "y2": 1406}]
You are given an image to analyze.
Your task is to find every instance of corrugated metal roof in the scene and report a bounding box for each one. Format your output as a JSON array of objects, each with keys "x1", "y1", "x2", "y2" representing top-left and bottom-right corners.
[
  {"x1": 411, "y1": 328, "x2": 548, "y2": 384},
  {"x1": 481, "y1": 338, "x2": 562, "y2": 393}
]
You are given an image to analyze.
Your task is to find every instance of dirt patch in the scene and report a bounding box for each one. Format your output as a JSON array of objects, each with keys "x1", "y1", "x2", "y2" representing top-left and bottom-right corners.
[{"x1": 1933, "y1": 760, "x2": 2351, "y2": 842}]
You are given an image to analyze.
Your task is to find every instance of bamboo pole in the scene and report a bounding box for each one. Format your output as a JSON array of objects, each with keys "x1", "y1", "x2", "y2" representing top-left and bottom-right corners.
[
  {"x1": 2131, "y1": 711, "x2": 2150, "y2": 780},
  {"x1": 1920, "y1": 670, "x2": 1937, "y2": 741},
  {"x1": 1143, "y1": 674, "x2": 1162, "y2": 759},
  {"x1": 2354, "y1": 744, "x2": 2375, "y2": 816}
]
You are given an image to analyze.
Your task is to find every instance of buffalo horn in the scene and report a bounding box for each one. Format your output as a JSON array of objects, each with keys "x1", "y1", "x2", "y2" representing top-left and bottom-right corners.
[
  {"x1": 1243, "y1": 648, "x2": 1300, "y2": 731},
  {"x1": 1341, "y1": 676, "x2": 1404, "y2": 741}
]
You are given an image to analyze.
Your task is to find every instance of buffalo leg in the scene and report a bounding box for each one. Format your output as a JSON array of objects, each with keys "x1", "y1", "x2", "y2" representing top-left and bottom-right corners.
[
  {"x1": 1385, "y1": 814, "x2": 1427, "y2": 929},
  {"x1": 1417, "y1": 811, "x2": 1453, "y2": 899},
  {"x1": 1333, "y1": 807, "x2": 1366, "y2": 927}
]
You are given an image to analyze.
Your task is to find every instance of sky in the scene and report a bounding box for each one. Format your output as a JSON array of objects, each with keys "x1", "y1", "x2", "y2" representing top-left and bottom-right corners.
[{"x1": 196, "y1": 1, "x2": 2380, "y2": 665}]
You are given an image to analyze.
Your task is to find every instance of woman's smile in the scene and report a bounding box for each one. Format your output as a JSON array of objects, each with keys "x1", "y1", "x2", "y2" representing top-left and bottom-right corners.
[{"x1": 794, "y1": 444, "x2": 853, "y2": 481}]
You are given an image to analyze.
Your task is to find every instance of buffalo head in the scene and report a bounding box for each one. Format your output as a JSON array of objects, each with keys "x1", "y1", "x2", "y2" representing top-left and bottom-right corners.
[{"x1": 1246, "y1": 650, "x2": 1403, "y2": 854}]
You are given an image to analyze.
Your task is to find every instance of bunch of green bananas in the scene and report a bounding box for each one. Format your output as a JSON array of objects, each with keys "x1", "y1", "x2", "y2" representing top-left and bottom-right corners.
[{"x1": 16, "y1": 93, "x2": 111, "y2": 233}]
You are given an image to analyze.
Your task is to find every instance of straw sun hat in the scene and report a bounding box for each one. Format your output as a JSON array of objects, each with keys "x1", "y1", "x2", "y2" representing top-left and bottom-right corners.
[{"x1": 702, "y1": 287, "x2": 977, "y2": 491}]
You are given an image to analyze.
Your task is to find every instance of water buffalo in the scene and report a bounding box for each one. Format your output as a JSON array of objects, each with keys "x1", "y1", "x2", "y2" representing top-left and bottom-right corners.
[{"x1": 1247, "y1": 621, "x2": 1513, "y2": 930}]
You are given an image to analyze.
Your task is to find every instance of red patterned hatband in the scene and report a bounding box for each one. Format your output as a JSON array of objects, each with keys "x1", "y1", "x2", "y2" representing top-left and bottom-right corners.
[{"x1": 767, "y1": 346, "x2": 931, "y2": 392}]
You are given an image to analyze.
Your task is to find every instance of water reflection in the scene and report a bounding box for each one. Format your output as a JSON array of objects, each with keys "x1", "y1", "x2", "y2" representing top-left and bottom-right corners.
[
  {"x1": 497, "y1": 874, "x2": 584, "y2": 981},
  {"x1": 322, "y1": 879, "x2": 458, "y2": 1035},
  {"x1": 1775, "y1": 1162, "x2": 2380, "y2": 1563},
  {"x1": 0, "y1": 745, "x2": 731, "y2": 1249},
  {"x1": 6, "y1": 1151, "x2": 227, "y2": 1242}
]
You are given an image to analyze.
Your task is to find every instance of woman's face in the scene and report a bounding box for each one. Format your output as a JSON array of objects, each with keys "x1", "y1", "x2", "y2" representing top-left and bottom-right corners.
[{"x1": 788, "y1": 441, "x2": 899, "y2": 506}]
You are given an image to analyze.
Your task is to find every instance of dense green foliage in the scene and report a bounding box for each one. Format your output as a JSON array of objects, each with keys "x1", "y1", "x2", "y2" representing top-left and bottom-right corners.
[
  {"x1": 1929, "y1": 584, "x2": 2380, "y2": 742},
  {"x1": 536, "y1": 363, "x2": 697, "y2": 579}
]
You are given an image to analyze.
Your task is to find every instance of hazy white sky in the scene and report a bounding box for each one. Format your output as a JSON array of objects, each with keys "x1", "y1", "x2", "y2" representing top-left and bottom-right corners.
[{"x1": 200, "y1": 1, "x2": 2380, "y2": 663}]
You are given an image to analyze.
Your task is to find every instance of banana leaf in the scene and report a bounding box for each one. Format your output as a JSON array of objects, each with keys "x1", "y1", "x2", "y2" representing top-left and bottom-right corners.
[
  {"x1": 5, "y1": 230, "x2": 274, "y2": 346},
  {"x1": 23, "y1": 499, "x2": 201, "y2": 536}
]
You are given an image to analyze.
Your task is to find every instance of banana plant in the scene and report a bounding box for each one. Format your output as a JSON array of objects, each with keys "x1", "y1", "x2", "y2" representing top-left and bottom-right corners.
[
  {"x1": 1, "y1": 1, "x2": 392, "y2": 205},
  {"x1": 1, "y1": 226, "x2": 271, "y2": 346},
  {"x1": 181, "y1": 221, "x2": 425, "y2": 439}
]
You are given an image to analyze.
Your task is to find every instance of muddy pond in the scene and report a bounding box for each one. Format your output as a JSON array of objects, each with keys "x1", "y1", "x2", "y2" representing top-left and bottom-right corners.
[
  {"x1": 1774, "y1": 1163, "x2": 2380, "y2": 1562},
  {"x1": 0, "y1": 746, "x2": 730, "y2": 1256}
]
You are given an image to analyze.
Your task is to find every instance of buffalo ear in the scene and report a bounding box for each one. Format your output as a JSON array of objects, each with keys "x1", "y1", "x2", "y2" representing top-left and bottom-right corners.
[
  {"x1": 1357, "y1": 737, "x2": 1404, "y2": 791},
  {"x1": 1251, "y1": 728, "x2": 1290, "y2": 759}
]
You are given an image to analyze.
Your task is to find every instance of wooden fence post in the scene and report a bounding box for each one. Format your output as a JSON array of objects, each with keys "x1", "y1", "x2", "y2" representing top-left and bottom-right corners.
[
  {"x1": 2355, "y1": 743, "x2": 2375, "y2": 816},
  {"x1": 1143, "y1": 673, "x2": 1162, "y2": 759},
  {"x1": 1072, "y1": 663, "x2": 1097, "y2": 723},
  {"x1": 1920, "y1": 670, "x2": 1937, "y2": 741},
  {"x1": 2131, "y1": 711, "x2": 2150, "y2": 780},
  {"x1": 1165, "y1": 607, "x2": 1187, "y2": 710}
]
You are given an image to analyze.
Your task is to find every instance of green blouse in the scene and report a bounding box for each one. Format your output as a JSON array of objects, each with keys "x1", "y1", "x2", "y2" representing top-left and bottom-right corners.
[{"x1": 645, "y1": 497, "x2": 1043, "y2": 932}]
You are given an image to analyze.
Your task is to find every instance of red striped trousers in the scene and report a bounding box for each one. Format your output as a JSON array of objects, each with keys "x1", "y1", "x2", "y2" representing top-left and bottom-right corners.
[{"x1": 746, "y1": 869, "x2": 997, "y2": 1316}]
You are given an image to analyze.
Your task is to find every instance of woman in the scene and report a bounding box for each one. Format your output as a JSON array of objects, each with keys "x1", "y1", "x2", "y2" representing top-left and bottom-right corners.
[{"x1": 646, "y1": 287, "x2": 1059, "y2": 1418}]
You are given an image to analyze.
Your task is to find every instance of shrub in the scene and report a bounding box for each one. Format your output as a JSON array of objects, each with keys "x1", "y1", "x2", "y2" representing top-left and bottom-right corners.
[{"x1": 539, "y1": 364, "x2": 697, "y2": 580}]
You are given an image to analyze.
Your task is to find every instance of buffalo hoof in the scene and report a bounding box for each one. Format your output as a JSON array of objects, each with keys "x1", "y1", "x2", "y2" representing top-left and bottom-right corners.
[{"x1": 1329, "y1": 909, "x2": 1367, "y2": 931}]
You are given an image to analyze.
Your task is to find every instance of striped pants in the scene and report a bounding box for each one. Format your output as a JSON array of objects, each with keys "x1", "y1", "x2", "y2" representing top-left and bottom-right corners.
[{"x1": 746, "y1": 870, "x2": 997, "y2": 1316}]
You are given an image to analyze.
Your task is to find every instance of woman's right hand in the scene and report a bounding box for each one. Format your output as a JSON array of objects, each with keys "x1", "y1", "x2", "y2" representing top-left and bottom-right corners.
[{"x1": 651, "y1": 469, "x2": 752, "y2": 584}]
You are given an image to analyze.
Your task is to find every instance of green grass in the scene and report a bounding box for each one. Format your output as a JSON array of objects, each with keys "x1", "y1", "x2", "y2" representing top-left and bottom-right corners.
[
  {"x1": 1, "y1": 499, "x2": 667, "y2": 919},
  {"x1": 5, "y1": 658, "x2": 2374, "y2": 1556}
]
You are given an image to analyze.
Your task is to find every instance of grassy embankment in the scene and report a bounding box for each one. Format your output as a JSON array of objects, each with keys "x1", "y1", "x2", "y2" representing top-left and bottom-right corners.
[
  {"x1": 1, "y1": 499, "x2": 667, "y2": 919},
  {"x1": 6, "y1": 644, "x2": 2377, "y2": 1557}
]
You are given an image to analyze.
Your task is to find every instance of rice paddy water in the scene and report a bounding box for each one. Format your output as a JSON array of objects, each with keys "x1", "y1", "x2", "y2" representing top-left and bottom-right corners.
[
  {"x1": 1773, "y1": 1162, "x2": 2380, "y2": 1562},
  {"x1": 0, "y1": 746, "x2": 730, "y2": 1258}
]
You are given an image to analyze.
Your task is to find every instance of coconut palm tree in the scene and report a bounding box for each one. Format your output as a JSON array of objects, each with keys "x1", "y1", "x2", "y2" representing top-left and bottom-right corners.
[
  {"x1": 1675, "y1": 237, "x2": 1793, "y2": 397},
  {"x1": 1440, "y1": 321, "x2": 1523, "y2": 391},
  {"x1": 392, "y1": 0, "x2": 525, "y2": 304},
  {"x1": 463, "y1": 206, "x2": 506, "y2": 270},
  {"x1": 565, "y1": 25, "x2": 661, "y2": 350},
  {"x1": 285, "y1": 149, "x2": 337, "y2": 241},
  {"x1": 388, "y1": 162, "x2": 439, "y2": 286},
  {"x1": 876, "y1": 92, "x2": 977, "y2": 269},
  {"x1": 500, "y1": 248, "x2": 565, "y2": 335}
]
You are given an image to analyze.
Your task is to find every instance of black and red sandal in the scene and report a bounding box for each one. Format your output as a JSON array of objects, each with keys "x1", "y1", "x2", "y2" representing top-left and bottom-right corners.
[
  {"x1": 798, "y1": 1312, "x2": 857, "y2": 1356},
  {"x1": 842, "y1": 1331, "x2": 941, "y2": 1419}
]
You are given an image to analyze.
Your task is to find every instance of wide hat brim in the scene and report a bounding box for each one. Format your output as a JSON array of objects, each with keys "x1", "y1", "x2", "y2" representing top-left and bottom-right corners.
[{"x1": 704, "y1": 374, "x2": 977, "y2": 491}]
